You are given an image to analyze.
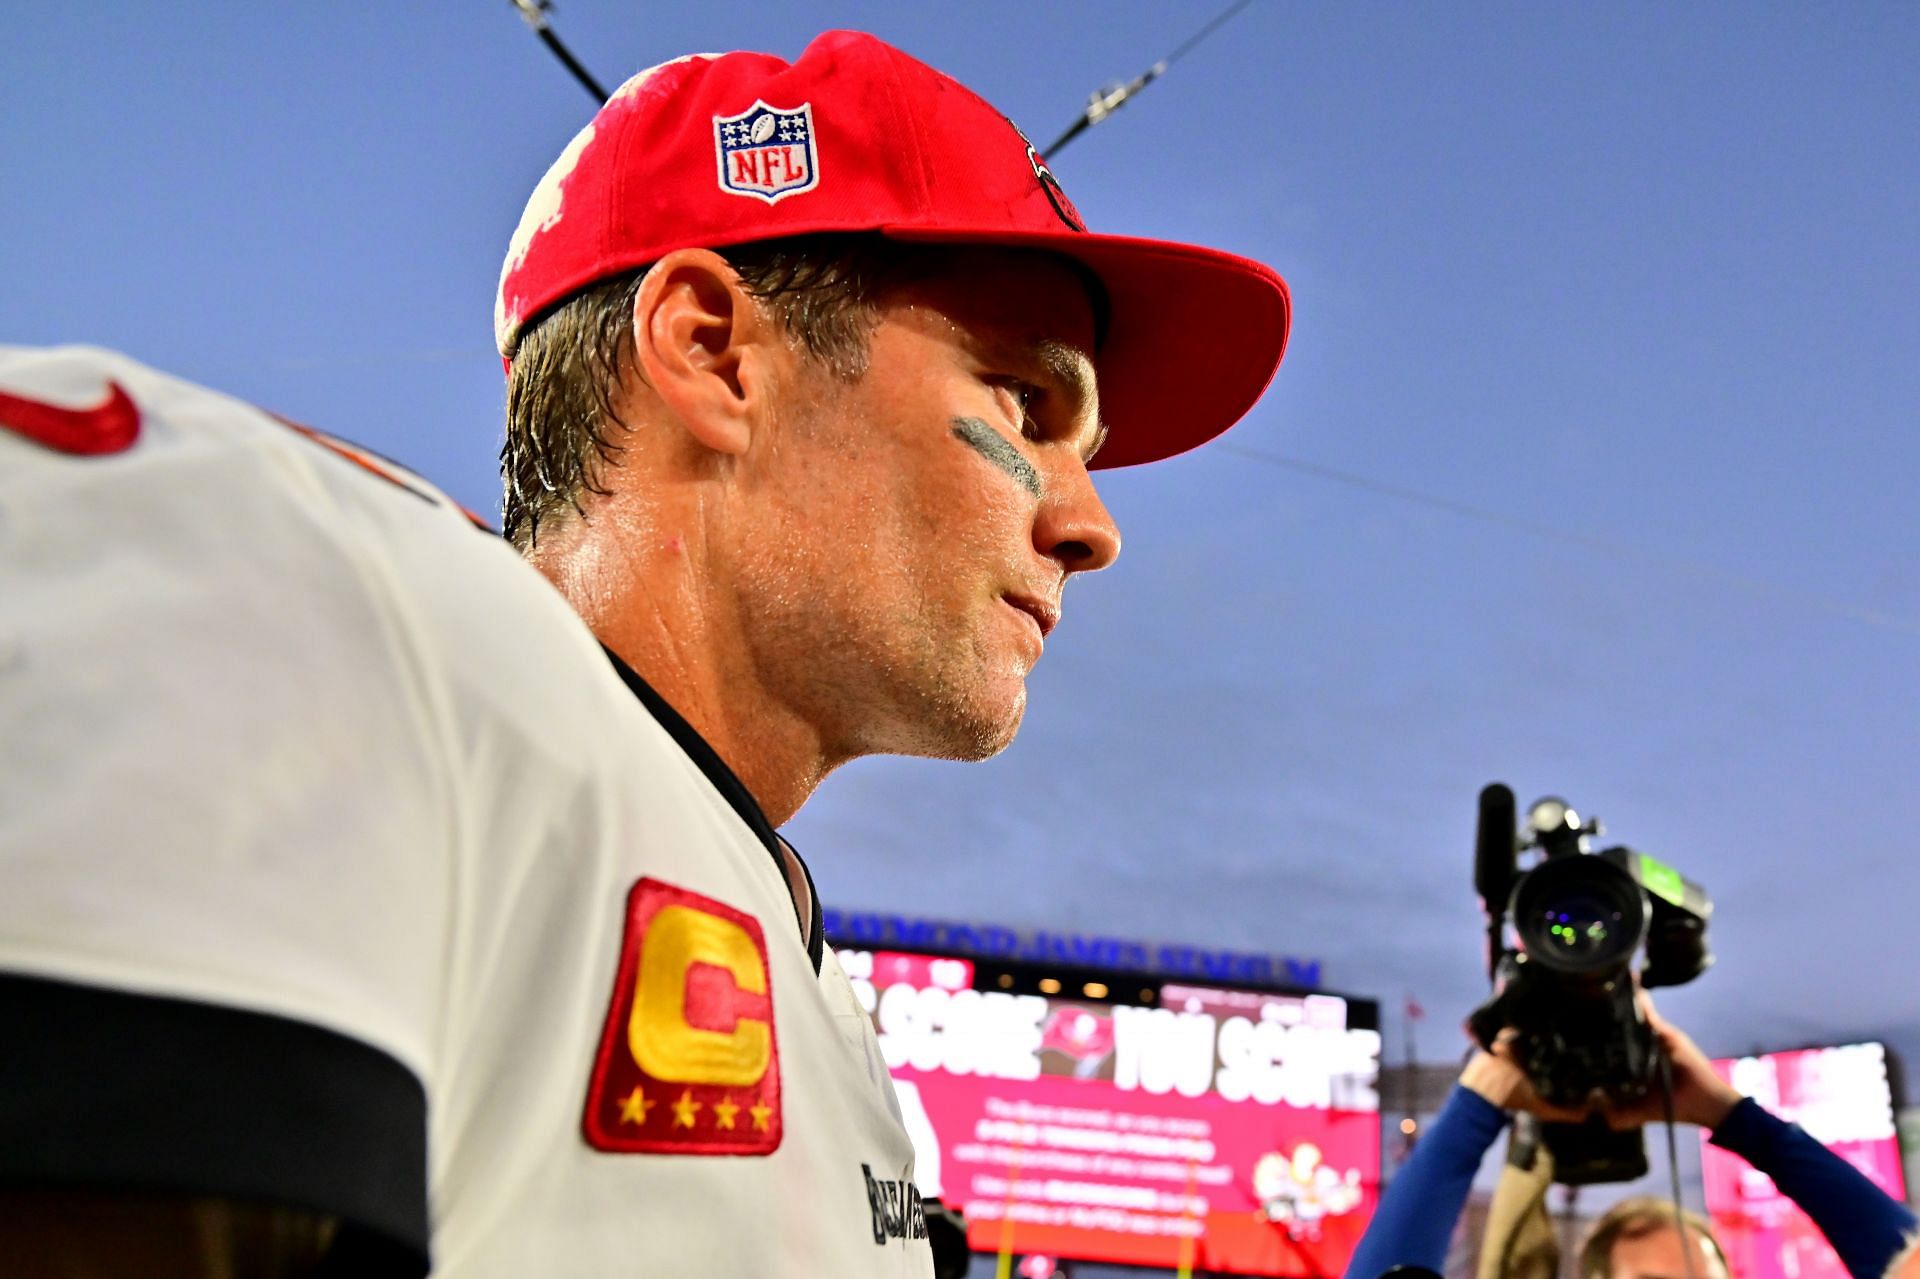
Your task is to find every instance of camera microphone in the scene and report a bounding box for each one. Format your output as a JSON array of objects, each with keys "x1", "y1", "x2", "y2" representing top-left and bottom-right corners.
[
  {"x1": 1475, "y1": 783, "x2": 1518, "y2": 983},
  {"x1": 1475, "y1": 783, "x2": 1517, "y2": 912}
]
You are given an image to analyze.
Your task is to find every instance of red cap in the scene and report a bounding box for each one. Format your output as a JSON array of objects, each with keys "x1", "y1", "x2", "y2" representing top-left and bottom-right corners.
[{"x1": 496, "y1": 30, "x2": 1289, "y2": 469}]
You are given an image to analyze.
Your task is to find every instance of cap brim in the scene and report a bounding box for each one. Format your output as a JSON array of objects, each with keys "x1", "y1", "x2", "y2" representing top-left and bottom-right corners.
[{"x1": 884, "y1": 225, "x2": 1289, "y2": 469}]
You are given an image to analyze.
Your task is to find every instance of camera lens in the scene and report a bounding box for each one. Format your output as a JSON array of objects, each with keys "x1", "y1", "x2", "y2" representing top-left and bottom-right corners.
[
  {"x1": 1511, "y1": 857, "x2": 1648, "y2": 977},
  {"x1": 1537, "y1": 895, "x2": 1623, "y2": 960}
]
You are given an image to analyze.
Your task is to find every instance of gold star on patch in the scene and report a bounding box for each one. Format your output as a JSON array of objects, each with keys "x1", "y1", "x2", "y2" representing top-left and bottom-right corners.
[
  {"x1": 712, "y1": 1096, "x2": 741, "y2": 1130},
  {"x1": 749, "y1": 1102, "x2": 773, "y2": 1131},
  {"x1": 618, "y1": 1086, "x2": 655, "y2": 1125},
  {"x1": 672, "y1": 1089, "x2": 702, "y2": 1129}
]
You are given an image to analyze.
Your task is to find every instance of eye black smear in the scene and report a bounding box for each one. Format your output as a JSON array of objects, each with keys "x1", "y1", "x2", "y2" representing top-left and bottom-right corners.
[{"x1": 951, "y1": 416, "x2": 1042, "y2": 500}]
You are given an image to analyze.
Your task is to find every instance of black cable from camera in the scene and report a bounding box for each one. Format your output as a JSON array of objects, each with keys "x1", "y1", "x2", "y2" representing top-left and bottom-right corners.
[{"x1": 1658, "y1": 1048, "x2": 1700, "y2": 1279}]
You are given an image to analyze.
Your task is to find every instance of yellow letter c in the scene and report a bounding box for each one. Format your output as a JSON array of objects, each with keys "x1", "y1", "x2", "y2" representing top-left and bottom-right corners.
[{"x1": 630, "y1": 904, "x2": 771, "y2": 1086}]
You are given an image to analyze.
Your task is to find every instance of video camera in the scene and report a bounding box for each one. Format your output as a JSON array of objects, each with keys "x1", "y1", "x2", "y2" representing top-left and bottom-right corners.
[{"x1": 1466, "y1": 783, "x2": 1713, "y2": 1184}]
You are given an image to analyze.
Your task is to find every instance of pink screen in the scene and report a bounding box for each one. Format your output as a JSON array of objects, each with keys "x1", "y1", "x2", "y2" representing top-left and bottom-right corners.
[
  {"x1": 838, "y1": 948, "x2": 1382, "y2": 1276},
  {"x1": 1701, "y1": 1042, "x2": 1906, "y2": 1279}
]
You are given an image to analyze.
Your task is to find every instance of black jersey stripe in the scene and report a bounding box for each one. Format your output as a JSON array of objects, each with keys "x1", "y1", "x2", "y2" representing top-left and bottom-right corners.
[{"x1": 0, "y1": 972, "x2": 428, "y2": 1275}]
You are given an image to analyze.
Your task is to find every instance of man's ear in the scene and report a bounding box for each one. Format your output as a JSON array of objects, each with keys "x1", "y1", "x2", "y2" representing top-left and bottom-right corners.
[{"x1": 629, "y1": 249, "x2": 774, "y2": 458}]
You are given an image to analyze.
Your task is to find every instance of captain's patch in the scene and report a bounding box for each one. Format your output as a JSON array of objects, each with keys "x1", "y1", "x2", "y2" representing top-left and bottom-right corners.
[{"x1": 583, "y1": 878, "x2": 782, "y2": 1155}]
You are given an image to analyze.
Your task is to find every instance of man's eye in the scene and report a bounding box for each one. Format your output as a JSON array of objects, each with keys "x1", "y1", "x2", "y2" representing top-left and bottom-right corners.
[{"x1": 992, "y1": 379, "x2": 1041, "y2": 429}]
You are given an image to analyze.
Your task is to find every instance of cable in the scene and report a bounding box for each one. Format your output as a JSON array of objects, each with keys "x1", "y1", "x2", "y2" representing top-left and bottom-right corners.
[
  {"x1": 1042, "y1": 0, "x2": 1260, "y2": 158},
  {"x1": 504, "y1": 0, "x2": 1255, "y2": 152},
  {"x1": 508, "y1": 0, "x2": 609, "y2": 103},
  {"x1": 1165, "y1": 0, "x2": 1262, "y2": 67},
  {"x1": 1214, "y1": 439, "x2": 1920, "y2": 637},
  {"x1": 1659, "y1": 1049, "x2": 1701, "y2": 1279}
]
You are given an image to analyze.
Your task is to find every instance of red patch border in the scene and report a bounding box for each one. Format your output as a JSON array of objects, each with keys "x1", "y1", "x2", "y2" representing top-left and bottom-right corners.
[{"x1": 581, "y1": 877, "x2": 783, "y2": 1156}]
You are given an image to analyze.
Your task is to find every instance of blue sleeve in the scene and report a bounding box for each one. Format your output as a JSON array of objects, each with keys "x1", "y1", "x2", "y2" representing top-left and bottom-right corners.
[
  {"x1": 1343, "y1": 1085, "x2": 1508, "y2": 1279},
  {"x1": 1710, "y1": 1097, "x2": 1919, "y2": 1279}
]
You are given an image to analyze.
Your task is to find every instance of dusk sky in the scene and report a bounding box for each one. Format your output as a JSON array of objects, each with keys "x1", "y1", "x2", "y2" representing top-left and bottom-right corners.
[{"x1": 8, "y1": 1, "x2": 1916, "y2": 1207}]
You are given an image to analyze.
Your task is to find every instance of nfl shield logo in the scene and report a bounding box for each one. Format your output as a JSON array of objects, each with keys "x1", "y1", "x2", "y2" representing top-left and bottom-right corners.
[{"x1": 713, "y1": 101, "x2": 819, "y2": 204}]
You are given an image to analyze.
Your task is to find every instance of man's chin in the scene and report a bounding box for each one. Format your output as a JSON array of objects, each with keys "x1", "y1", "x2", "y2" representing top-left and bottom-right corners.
[
  {"x1": 962, "y1": 711, "x2": 1024, "y2": 761},
  {"x1": 913, "y1": 686, "x2": 1028, "y2": 762}
]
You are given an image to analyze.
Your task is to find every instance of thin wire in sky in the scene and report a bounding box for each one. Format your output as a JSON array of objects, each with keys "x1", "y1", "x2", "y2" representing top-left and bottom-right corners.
[
  {"x1": 509, "y1": 0, "x2": 610, "y2": 102},
  {"x1": 230, "y1": 337, "x2": 1920, "y2": 637},
  {"x1": 1042, "y1": 0, "x2": 1260, "y2": 158},
  {"x1": 1215, "y1": 441, "x2": 1920, "y2": 638},
  {"x1": 1165, "y1": 0, "x2": 1262, "y2": 67},
  {"x1": 502, "y1": 0, "x2": 1261, "y2": 157}
]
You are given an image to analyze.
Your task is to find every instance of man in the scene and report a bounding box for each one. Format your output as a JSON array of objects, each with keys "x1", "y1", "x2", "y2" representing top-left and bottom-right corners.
[
  {"x1": 1343, "y1": 999, "x2": 1916, "y2": 1279},
  {"x1": 1575, "y1": 1197, "x2": 1728, "y2": 1279},
  {"x1": 0, "y1": 30, "x2": 1288, "y2": 1277}
]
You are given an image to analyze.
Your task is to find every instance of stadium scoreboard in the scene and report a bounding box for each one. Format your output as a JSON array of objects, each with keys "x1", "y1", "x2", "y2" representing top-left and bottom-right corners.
[{"x1": 835, "y1": 943, "x2": 1382, "y2": 1275}]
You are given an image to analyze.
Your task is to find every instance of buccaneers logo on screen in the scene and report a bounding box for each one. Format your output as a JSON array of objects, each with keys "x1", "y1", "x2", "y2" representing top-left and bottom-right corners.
[{"x1": 583, "y1": 878, "x2": 782, "y2": 1155}]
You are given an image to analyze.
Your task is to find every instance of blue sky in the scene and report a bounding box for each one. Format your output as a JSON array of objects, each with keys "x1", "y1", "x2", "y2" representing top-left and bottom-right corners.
[{"x1": 7, "y1": 0, "x2": 1917, "y2": 1182}]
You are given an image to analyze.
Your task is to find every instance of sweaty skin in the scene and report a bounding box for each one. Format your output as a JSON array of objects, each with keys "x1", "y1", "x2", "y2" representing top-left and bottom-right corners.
[{"x1": 950, "y1": 416, "x2": 1042, "y2": 500}]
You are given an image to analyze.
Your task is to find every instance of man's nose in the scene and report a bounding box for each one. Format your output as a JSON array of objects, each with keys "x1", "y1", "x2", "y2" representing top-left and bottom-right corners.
[{"x1": 1035, "y1": 462, "x2": 1121, "y2": 575}]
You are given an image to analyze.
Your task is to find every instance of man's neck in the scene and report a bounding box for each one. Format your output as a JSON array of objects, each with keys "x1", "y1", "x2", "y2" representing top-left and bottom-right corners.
[{"x1": 527, "y1": 516, "x2": 830, "y2": 827}]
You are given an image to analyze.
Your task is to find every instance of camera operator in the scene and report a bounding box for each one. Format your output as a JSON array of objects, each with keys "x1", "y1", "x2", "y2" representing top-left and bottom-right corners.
[
  {"x1": 1574, "y1": 1196, "x2": 1727, "y2": 1279},
  {"x1": 1344, "y1": 998, "x2": 1918, "y2": 1279}
]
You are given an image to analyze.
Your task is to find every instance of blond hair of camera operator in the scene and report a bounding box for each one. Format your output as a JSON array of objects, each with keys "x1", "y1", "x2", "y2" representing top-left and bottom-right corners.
[
  {"x1": 1574, "y1": 1196, "x2": 1728, "y2": 1279},
  {"x1": 1342, "y1": 995, "x2": 1917, "y2": 1279}
]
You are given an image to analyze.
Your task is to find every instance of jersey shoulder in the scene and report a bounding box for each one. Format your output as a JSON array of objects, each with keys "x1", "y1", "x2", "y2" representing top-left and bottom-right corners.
[
  {"x1": 0, "y1": 342, "x2": 543, "y2": 639},
  {"x1": 0, "y1": 342, "x2": 478, "y2": 522},
  {"x1": 0, "y1": 340, "x2": 608, "y2": 772}
]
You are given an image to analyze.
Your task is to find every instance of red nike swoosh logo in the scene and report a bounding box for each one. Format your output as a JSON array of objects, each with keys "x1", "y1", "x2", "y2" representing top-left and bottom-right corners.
[{"x1": 0, "y1": 380, "x2": 141, "y2": 455}]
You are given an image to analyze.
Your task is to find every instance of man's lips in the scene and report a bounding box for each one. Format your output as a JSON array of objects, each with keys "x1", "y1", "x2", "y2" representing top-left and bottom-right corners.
[{"x1": 1002, "y1": 592, "x2": 1059, "y2": 639}]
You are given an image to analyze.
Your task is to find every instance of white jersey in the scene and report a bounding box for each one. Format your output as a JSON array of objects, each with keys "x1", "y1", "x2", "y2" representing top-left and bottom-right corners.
[{"x1": 0, "y1": 345, "x2": 933, "y2": 1277}]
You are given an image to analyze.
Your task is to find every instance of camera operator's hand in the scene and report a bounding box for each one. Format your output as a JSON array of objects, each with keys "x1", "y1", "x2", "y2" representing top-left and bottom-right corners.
[
  {"x1": 1460, "y1": 1030, "x2": 1595, "y2": 1123},
  {"x1": 1602, "y1": 995, "x2": 1743, "y2": 1132}
]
